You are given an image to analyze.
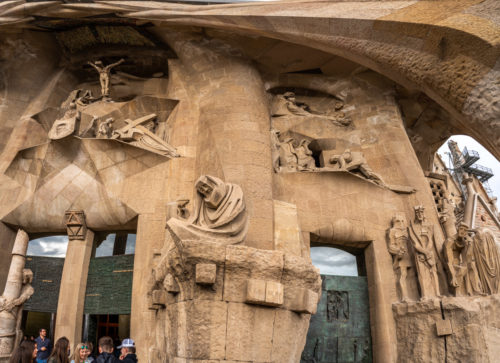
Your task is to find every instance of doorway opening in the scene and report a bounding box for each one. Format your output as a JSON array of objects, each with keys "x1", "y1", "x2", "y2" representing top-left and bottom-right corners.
[
  {"x1": 301, "y1": 246, "x2": 372, "y2": 363},
  {"x1": 83, "y1": 314, "x2": 130, "y2": 356}
]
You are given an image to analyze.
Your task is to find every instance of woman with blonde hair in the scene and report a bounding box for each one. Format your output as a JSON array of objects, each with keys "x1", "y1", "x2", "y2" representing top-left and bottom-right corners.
[{"x1": 70, "y1": 343, "x2": 93, "y2": 363}]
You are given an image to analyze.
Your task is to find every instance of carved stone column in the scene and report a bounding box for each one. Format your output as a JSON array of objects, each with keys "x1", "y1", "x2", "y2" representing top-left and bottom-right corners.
[
  {"x1": 462, "y1": 174, "x2": 476, "y2": 227},
  {"x1": 0, "y1": 229, "x2": 29, "y2": 359},
  {"x1": 54, "y1": 211, "x2": 93, "y2": 344}
]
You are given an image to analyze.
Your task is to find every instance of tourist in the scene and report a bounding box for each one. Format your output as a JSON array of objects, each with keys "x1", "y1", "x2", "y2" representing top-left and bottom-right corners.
[
  {"x1": 70, "y1": 343, "x2": 93, "y2": 363},
  {"x1": 96, "y1": 337, "x2": 119, "y2": 363},
  {"x1": 35, "y1": 329, "x2": 52, "y2": 363},
  {"x1": 9, "y1": 340, "x2": 37, "y2": 363},
  {"x1": 47, "y1": 337, "x2": 70, "y2": 363},
  {"x1": 117, "y1": 339, "x2": 136, "y2": 363}
]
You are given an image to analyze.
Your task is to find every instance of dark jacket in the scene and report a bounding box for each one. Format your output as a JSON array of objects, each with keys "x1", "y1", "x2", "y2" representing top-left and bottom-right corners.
[
  {"x1": 121, "y1": 354, "x2": 137, "y2": 363},
  {"x1": 35, "y1": 336, "x2": 52, "y2": 360},
  {"x1": 96, "y1": 352, "x2": 120, "y2": 363}
]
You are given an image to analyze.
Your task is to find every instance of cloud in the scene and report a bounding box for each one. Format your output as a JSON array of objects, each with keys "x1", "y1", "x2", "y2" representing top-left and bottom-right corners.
[
  {"x1": 310, "y1": 247, "x2": 358, "y2": 276},
  {"x1": 27, "y1": 236, "x2": 68, "y2": 258}
]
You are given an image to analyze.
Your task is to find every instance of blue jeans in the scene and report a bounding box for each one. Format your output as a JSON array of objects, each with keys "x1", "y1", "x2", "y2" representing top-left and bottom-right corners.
[{"x1": 37, "y1": 360, "x2": 48, "y2": 363}]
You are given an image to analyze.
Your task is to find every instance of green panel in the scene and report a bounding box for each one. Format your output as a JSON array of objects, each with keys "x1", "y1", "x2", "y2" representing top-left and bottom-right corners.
[
  {"x1": 84, "y1": 255, "x2": 134, "y2": 315},
  {"x1": 301, "y1": 275, "x2": 372, "y2": 363},
  {"x1": 24, "y1": 256, "x2": 64, "y2": 313}
]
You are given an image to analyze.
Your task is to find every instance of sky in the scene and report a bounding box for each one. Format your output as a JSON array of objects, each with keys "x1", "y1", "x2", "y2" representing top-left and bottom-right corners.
[
  {"x1": 27, "y1": 234, "x2": 136, "y2": 258},
  {"x1": 27, "y1": 235, "x2": 68, "y2": 258},
  {"x1": 310, "y1": 247, "x2": 358, "y2": 276}
]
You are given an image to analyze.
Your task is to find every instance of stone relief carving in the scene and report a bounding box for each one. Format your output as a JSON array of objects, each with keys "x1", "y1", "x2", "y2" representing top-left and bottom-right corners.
[
  {"x1": 48, "y1": 101, "x2": 80, "y2": 140},
  {"x1": 327, "y1": 290, "x2": 349, "y2": 321},
  {"x1": 387, "y1": 214, "x2": 414, "y2": 302},
  {"x1": 166, "y1": 175, "x2": 248, "y2": 245},
  {"x1": 65, "y1": 210, "x2": 87, "y2": 241},
  {"x1": 329, "y1": 149, "x2": 385, "y2": 186},
  {"x1": 272, "y1": 91, "x2": 351, "y2": 127},
  {"x1": 88, "y1": 59, "x2": 125, "y2": 100},
  {"x1": 473, "y1": 228, "x2": 500, "y2": 295},
  {"x1": 407, "y1": 206, "x2": 441, "y2": 300},
  {"x1": 442, "y1": 222, "x2": 482, "y2": 296},
  {"x1": 47, "y1": 89, "x2": 98, "y2": 140},
  {"x1": 270, "y1": 130, "x2": 316, "y2": 172},
  {"x1": 442, "y1": 223, "x2": 475, "y2": 296},
  {"x1": 108, "y1": 114, "x2": 179, "y2": 157},
  {"x1": 97, "y1": 118, "x2": 114, "y2": 139}
]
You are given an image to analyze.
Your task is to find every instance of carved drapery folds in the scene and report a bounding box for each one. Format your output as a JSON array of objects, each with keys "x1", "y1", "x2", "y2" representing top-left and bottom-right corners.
[
  {"x1": 389, "y1": 201, "x2": 500, "y2": 301},
  {"x1": 147, "y1": 176, "x2": 321, "y2": 362},
  {"x1": 166, "y1": 175, "x2": 248, "y2": 245}
]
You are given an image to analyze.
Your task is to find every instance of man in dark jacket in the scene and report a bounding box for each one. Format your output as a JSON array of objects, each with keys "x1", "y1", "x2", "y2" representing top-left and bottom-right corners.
[
  {"x1": 34, "y1": 328, "x2": 52, "y2": 363},
  {"x1": 96, "y1": 336, "x2": 120, "y2": 363},
  {"x1": 118, "y1": 339, "x2": 137, "y2": 363}
]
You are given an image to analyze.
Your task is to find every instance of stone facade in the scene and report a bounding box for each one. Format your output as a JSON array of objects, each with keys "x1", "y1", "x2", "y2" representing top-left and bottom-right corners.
[{"x1": 0, "y1": 1, "x2": 498, "y2": 362}]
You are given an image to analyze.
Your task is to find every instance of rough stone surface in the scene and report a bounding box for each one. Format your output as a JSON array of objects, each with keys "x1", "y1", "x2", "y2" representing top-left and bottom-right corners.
[{"x1": 0, "y1": 2, "x2": 497, "y2": 362}]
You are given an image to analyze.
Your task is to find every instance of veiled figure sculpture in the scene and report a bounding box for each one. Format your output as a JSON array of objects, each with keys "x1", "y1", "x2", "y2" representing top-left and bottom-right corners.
[{"x1": 166, "y1": 175, "x2": 248, "y2": 245}]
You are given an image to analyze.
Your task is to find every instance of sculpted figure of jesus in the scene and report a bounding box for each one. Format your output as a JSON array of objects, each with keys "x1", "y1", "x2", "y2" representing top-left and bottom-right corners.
[
  {"x1": 88, "y1": 59, "x2": 125, "y2": 98},
  {"x1": 408, "y1": 206, "x2": 441, "y2": 300}
]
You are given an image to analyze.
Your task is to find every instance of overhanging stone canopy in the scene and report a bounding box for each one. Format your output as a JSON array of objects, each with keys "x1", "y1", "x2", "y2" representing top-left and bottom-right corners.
[{"x1": 0, "y1": 0, "x2": 498, "y2": 160}]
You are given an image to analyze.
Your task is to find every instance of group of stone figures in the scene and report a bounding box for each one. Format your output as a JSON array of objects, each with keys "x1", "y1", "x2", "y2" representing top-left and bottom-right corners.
[
  {"x1": 388, "y1": 206, "x2": 500, "y2": 301},
  {"x1": 270, "y1": 92, "x2": 388, "y2": 188},
  {"x1": 47, "y1": 59, "x2": 178, "y2": 158}
]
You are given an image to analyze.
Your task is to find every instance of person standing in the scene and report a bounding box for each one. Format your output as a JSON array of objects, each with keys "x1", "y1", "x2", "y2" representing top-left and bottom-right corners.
[
  {"x1": 35, "y1": 329, "x2": 52, "y2": 363},
  {"x1": 95, "y1": 337, "x2": 119, "y2": 363},
  {"x1": 47, "y1": 337, "x2": 70, "y2": 363},
  {"x1": 117, "y1": 339, "x2": 137, "y2": 363}
]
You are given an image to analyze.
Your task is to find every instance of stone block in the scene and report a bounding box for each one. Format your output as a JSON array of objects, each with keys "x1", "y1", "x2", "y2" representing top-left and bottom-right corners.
[
  {"x1": 245, "y1": 279, "x2": 283, "y2": 307},
  {"x1": 265, "y1": 281, "x2": 284, "y2": 306},
  {"x1": 168, "y1": 300, "x2": 227, "y2": 360},
  {"x1": 246, "y1": 279, "x2": 266, "y2": 304},
  {"x1": 287, "y1": 287, "x2": 318, "y2": 314},
  {"x1": 224, "y1": 245, "x2": 284, "y2": 303},
  {"x1": 164, "y1": 273, "x2": 180, "y2": 293},
  {"x1": 435, "y1": 319, "x2": 452, "y2": 336},
  {"x1": 273, "y1": 200, "x2": 303, "y2": 256},
  {"x1": 271, "y1": 309, "x2": 311, "y2": 362},
  {"x1": 225, "y1": 302, "x2": 275, "y2": 362},
  {"x1": 195, "y1": 263, "x2": 217, "y2": 285},
  {"x1": 151, "y1": 289, "x2": 166, "y2": 308}
]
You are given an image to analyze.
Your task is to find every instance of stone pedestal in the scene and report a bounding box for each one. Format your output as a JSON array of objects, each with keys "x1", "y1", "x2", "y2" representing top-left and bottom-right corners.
[
  {"x1": 393, "y1": 295, "x2": 500, "y2": 363},
  {"x1": 149, "y1": 240, "x2": 321, "y2": 362}
]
